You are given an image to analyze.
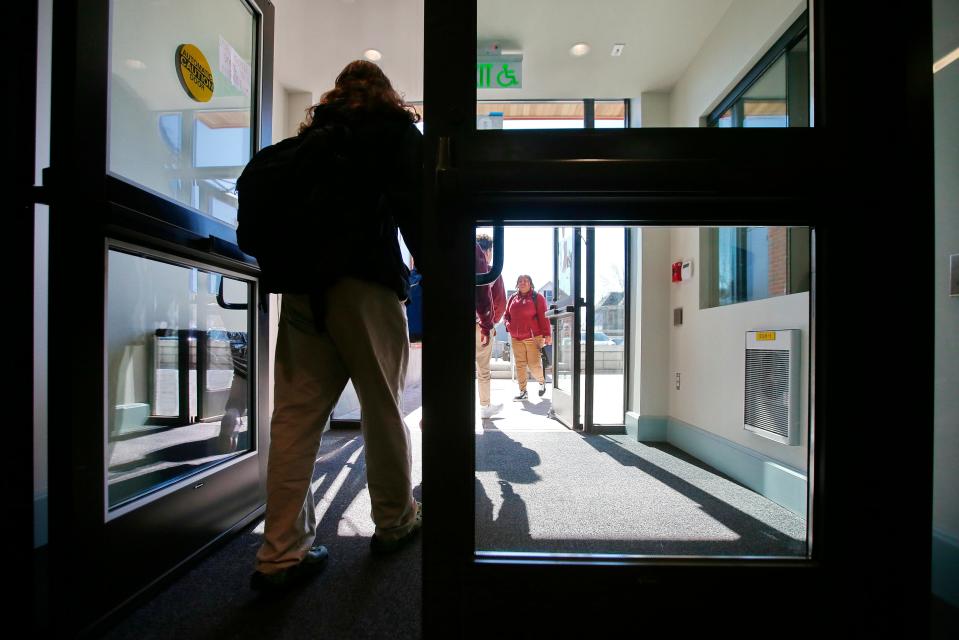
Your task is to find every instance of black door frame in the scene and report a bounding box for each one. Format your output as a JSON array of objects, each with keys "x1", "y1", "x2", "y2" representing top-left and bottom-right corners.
[
  {"x1": 45, "y1": 0, "x2": 275, "y2": 634},
  {"x1": 16, "y1": 0, "x2": 40, "y2": 626},
  {"x1": 422, "y1": 1, "x2": 932, "y2": 636}
]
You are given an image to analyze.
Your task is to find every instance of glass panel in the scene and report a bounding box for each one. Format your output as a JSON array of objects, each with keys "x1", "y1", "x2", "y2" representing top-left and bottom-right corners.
[
  {"x1": 595, "y1": 100, "x2": 627, "y2": 128},
  {"x1": 592, "y1": 227, "x2": 625, "y2": 425},
  {"x1": 716, "y1": 107, "x2": 734, "y2": 128},
  {"x1": 477, "y1": 101, "x2": 584, "y2": 129},
  {"x1": 106, "y1": 249, "x2": 252, "y2": 511},
  {"x1": 555, "y1": 314, "x2": 574, "y2": 396},
  {"x1": 703, "y1": 227, "x2": 807, "y2": 309},
  {"x1": 742, "y1": 55, "x2": 788, "y2": 128},
  {"x1": 477, "y1": 1, "x2": 808, "y2": 128},
  {"x1": 555, "y1": 227, "x2": 574, "y2": 309},
  {"x1": 109, "y1": 0, "x2": 256, "y2": 224},
  {"x1": 476, "y1": 226, "x2": 810, "y2": 558}
]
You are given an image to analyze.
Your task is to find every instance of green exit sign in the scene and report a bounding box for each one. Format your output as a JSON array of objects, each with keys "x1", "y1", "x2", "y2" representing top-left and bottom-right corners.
[{"x1": 477, "y1": 55, "x2": 523, "y2": 89}]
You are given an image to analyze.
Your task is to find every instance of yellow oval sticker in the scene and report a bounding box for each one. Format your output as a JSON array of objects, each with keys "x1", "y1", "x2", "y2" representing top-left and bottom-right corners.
[
  {"x1": 756, "y1": 331, "x2": 777, "y2": 341},
  {"x1": 175, "y1": 44, "x2": 215, "y2": 102}
]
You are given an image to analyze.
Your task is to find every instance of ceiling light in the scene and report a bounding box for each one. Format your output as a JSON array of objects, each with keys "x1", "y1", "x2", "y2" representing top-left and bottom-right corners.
[
  {"x1": 125, "y1": 59, "x2": 147, "y2": 70},
  {"x1": 363, "y1": 49, "x2": 382, "y2": 62},
  {"x1": 569, "y1": 43, "x2": 591, "y2": 57}
]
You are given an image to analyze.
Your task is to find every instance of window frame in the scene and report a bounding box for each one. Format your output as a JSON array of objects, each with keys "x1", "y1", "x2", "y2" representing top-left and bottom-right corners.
[{"x1": 706, "y1": 11, "x2": 809, "y2": 128}]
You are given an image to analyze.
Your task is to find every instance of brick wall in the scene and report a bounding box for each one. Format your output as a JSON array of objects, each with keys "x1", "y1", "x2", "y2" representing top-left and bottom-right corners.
[{"x1": 767, "y1": 227, "x2": 789, "y2": 296}]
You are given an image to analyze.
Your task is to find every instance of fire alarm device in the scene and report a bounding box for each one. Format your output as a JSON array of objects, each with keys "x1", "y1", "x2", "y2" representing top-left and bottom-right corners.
[{"x1": 671, "y1": 261, "x2": 682, "y2": 282}]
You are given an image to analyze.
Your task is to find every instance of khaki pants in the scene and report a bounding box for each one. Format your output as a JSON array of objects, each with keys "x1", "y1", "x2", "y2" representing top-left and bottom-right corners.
[
  {"x1": 255, "y1": 279, "x2": 418, "y2": 574},
  {"x1": 476, "y1": 324, "x2": 494, "y2": 406},
  {"x1": 511, "y1": 337, "x2": 545, "y2": 392}
]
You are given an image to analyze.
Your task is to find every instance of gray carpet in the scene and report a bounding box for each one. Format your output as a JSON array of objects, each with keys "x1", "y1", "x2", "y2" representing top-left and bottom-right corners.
[
  {"x1": 98, "y1": 395, "x2": 806, "y2": 638},
  {"x1": 476, "y1": 426, "x2": 806, "y2": 556},
  {"x1": 99, "y1": 428, "x2": 424, "y2": 640}
]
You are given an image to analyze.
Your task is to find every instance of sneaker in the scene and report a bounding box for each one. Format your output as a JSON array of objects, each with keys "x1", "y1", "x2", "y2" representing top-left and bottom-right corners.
[
  {"x1": 513, "y1": 390, "x2": 528, "y2": 401},
  {"x1": 370, "y1": 501, "x2": 422, "y2": 555},
  {"x1": 480, "y1": 403, "x2": 502, "y2": 419},
  {"x1": 538, "y1": 383, "x2": 547, "y2": 397},
  {"x1": 250, "y1": 544, "x2": 329, "y2": 593}
]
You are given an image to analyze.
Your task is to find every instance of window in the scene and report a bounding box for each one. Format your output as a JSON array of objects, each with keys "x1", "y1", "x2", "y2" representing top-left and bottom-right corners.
[
  {"x1": 707, "y1": 14, "x2": 809, "y2": 128},
  {"x1": 475, "y1": 100, "x2": 628, "y2": 129},
  {"x1": 108, "y1": 0, "x2": 256, "y2": 223},
  {"x1": 700, "y1": 227, "x2": 810, "y2": 308}
]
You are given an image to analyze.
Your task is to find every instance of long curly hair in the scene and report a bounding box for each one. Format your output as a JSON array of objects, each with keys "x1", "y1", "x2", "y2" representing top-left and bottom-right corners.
[
  {"x1": 516, "y1": 274, "x2": 535, "y2": 292},
  {"x1": 299, "y1": 60, "x2": 419, "y2": 133}
]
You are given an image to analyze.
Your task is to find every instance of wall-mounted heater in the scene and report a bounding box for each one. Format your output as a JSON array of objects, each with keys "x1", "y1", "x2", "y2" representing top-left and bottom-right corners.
[{"x1": 744, "y1": 330, "x2": 801, "y2": 445}]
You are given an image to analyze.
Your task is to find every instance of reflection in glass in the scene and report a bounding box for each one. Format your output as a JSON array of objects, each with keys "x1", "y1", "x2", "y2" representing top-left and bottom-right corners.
[
  {"x1": 555, "y1": 315, "x2": 574, "y2": 395},
  {"x1": 555, "y1": 227, "x2": 574, "y2": 310},
  {"x1": 109, "y1": 0, "x2": 256, "y2": 224},
  {"x1": 107, "y1": 250, "x2": 252, "y2": 511}
]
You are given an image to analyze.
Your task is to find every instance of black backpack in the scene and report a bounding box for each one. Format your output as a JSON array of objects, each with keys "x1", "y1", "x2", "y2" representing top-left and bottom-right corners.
[{"x1": 235, "y1": 124, "x2": 353, "y2": 293}]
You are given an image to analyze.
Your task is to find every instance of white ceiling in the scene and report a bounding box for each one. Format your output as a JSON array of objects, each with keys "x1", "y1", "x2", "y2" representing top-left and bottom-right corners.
[{"x1": 273, "y1": 0, "x2": 742, "y2": 102}]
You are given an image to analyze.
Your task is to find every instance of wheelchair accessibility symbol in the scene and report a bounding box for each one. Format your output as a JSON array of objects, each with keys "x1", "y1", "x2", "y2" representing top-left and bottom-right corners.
[
  {"x1": 477, "y1": 58, "x2": 523, "y2": 89},
  {"x1": 496, "y1": 64, "x2": 518, "y2": 88}
]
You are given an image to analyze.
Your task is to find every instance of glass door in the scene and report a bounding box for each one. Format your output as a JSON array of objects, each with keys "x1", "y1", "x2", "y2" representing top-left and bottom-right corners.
[
  {"x1": 45, "y1": 1, "x2": 274, "y2": 634},
  {"x1": 583, "y1": 227, "x2": 628, "y2": 432},
  {"x1": 422, "y1": 0, "x2": 932, "y2": 636},
  {"x1": 548, "y1": 226, "x2": 581, "y2": 430}
]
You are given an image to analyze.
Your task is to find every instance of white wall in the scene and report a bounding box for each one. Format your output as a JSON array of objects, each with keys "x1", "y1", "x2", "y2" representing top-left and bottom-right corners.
[
  {"x1": 667, "y1": 228, "x2": 809, "y2": 471},
  {"x1": 273, "y1": 0, "x2": 424, "y2": 105},
  {"x1": 271, "y1": 78, "x2": 287, "y2": 144},
  {"x1": 669, "y1": 0, "x2": 805, "y2": 127},
  {"x1": 285, "y1": 90, "x2": 314, "y2": 138},
  {"x1": 636, "y1": 228, "x2": 670, "y2": 417},
  {"x1": 638, "y1": 92, "x2": 670, "y2": 128},
  {"x1": 933, "y1": 0, "x2": 959, "y2": 543}
]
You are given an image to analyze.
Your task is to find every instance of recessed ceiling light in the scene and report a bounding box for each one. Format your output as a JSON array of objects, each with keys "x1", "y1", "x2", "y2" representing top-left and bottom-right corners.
[
  {"x1": 125, "y1": 59, "x2": 147, "y2": 70},
  {"x1": 570, "y1": 43, "x2": 591, "y2": 57},
  {"x1": 364, "y1": 49, "x2": 382, "y2": 62}
]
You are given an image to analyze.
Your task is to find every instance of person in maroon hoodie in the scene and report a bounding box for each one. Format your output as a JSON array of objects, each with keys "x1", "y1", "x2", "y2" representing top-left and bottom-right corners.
[
  {"x1": 476, "y1": 235, "x2": 506, "y2": 418},
  {"x1": 504, "y1": 275, "x2": 552, "y2": 400}
]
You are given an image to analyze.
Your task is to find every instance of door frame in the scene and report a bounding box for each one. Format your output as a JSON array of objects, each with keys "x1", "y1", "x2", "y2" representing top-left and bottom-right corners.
[
  {"x1": 582, "y1": 226, "x2": 631, "y2": 434},
  {"x1": 548, "y1": 225, "x2": 582, "y2": 431},
  {"x1": 421, "y1": 0, "x2": 932, "y2": 636}
]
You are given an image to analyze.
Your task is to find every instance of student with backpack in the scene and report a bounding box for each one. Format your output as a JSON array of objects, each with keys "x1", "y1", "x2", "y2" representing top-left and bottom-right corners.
[
  {"x1": 503, "y1": 275, "x2": 552, "y2": 401},
  {"x1": 238, "y1": 61, "x2": 423, "y2": 592}
]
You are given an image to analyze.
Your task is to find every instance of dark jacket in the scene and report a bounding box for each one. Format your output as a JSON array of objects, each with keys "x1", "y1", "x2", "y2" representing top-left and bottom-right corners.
[{"x1": 305, "y1": 105, "x2": 423, "y2": 302}]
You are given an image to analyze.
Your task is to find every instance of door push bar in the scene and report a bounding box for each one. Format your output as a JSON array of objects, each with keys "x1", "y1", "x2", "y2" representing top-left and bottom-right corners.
[{"x1": 476, "y1": 225, "x2": 504, "y2": 286}]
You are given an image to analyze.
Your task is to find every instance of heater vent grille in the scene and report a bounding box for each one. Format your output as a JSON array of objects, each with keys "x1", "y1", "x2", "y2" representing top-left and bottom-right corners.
[
  {"x1": 744, "y1": 349, "x2": 790, "y2": 438},
  {"x1": 743, "y1": 330, "x2": 801, "y2": 445}
]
